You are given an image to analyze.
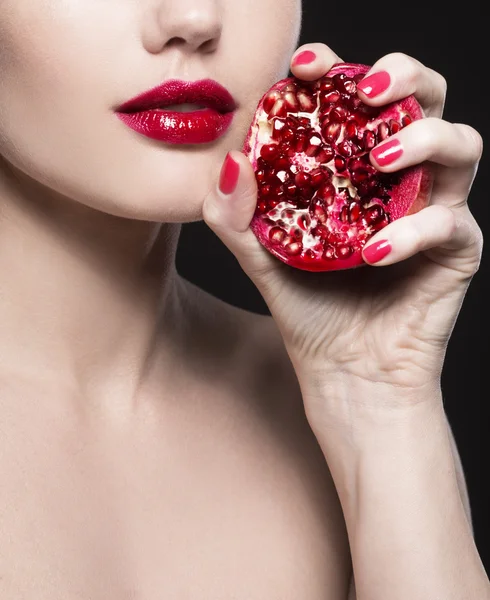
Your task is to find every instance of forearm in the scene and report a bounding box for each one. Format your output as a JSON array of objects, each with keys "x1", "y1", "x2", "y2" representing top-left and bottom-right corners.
[{"x1": 309, "y1": 383, "x2": 489, "y2": 600}]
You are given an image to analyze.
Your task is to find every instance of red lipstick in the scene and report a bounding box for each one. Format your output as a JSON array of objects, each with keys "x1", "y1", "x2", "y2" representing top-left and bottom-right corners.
[{"x1": 115, "y1": 79, "x2": 237, "y2": 144}]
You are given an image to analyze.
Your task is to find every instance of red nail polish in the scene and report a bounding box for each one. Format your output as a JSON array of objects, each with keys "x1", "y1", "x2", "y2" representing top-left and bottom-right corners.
[
  {"x1": 363, "y1": 239, "x2": 392, "y2": 264},
  {"x1": 292, "y1": 50, "x2": 316, "y2": 66},
  {"x1": 219, "y1": 153, "x2": 240, "y2": 195},
  {"x1": 371, "y1": 138, "x2": 403, "y2": 167},
  {"x1": 357, "y1": 71, "x2": 391, "y2": 97}
]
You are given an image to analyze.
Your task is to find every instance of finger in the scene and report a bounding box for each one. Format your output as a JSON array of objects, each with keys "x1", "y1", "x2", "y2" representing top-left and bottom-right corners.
[
  {"x1": 202, "y1": 151, "x2": 277, "y2": 281},
  {"x1": 290, "y1": 43, "x2": 343, "y2": 81},
  {"x1": 362, "y1": 204, "x2": 483, "y2": 275},
  {"x1": 356, "y1": 52, "x2": 447, "y2": 117},
  {"x1": 369, "y1": 119, "x2": 483, "y2": 202}
]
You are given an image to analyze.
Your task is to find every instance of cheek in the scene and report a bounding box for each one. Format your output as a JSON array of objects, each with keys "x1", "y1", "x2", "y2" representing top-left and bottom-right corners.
[{"x1": 226, "y1": 0, "x2": 302, "y2": 93}]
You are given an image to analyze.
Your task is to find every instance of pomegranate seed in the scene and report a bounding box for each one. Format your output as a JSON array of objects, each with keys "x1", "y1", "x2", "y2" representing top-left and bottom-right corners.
[
  {"x1": 337, "y1": 244, "x2": 353, "y2": 258},
  {"x1": 263, "y1": 90, "x2": 281, "y2": 114},
  {"x1": 337, "y1": 140, "x2": 354, "y2": 158},
  {"x1": 320, "y1": 77, "x2": 334, "y2": 92},
  {"x1": 334, "y1": 155, "x2": 346, "y2": 171},
  {"x1": 316, "y1": 145, "x2": 335, "y2": 163},
  {"x1": 282, "y1": 83, "x2": 297, "y2": 93},
  {"x1": 323, "y1": 245, "x2": 336, "y2": 260},
  {"x1": 270, "y1": 99, "x2": 287, "y2": 118},
  {"x1": 294, "y1": 133, "x2": 307, "y2": 153},
  {"x1": 260, "y1": 183, "x2": 272, "y2": 196},
  {"x1": 351, "y1": 169, "x2": 371, "y2": 185},
  {"x1": 282, "y1": 128, "x2": 295, "y2": 143},
  {"x1": 371, "y1": 216, "x2": 390, "y2": 231},
  {"x1": 330, "y1": 106, "x2": 349, "y2": 122},
  {"x1": 401, "y1": 115, "x2": 412, "y2": 127},
  {"x1": 286, "y1": 183, "x2": 298, "y2": 197},
  {"x1": 284, "y1": 92, "x2": 299, "y2": 111},
  {"x1": 285, "y1": 116, "x2": 300, "y2": 129},
  {"x1": 273, "y1": 156, "x2": 290, "y2": 171},
  {"x1": 310, "y1": 168, "x2": 326, "y2": 188},
  {"x1": 305, "y1": 134, "x2": 322, "y2": 157},
  {"x1": 377, "y1": 121, "x2": 390, "y2": 141},
  {"x1": 363, "y1": 130, "x2": 377, "y2": 150},
  {"x1": 317, "y1": 182, "x2": 335, "y2": 205},
  {"x1": 353, "y1": 73, "x2": 365, "y2": 83},
  {"x1": 285, "y1": 241, "x2": 303, "y2": 255},
  {"x1": 340, "y1": 205, "x2": 350, "y2": 222},
  {"x1": 295, "y1": 171, "x2": 311, "y2": 189},
  {"x1": 345, "y1": 121, "x2": 358, "y2": 139},
  {"x1": 321, "y1": 91, "x2": 341, "y2": 104},
  {"x1": 271, "y1": 118, "x2": 286, "y2": 141},
  {"x1": 349, "y1": 202, "x2": 361, "y2": 223},
  {"x1": 298, "y1": 214, "x2": 311, "y2": 230},
  {"x1": 257, "y1": 201, "x2": 268, "y2": 213},
  {"x1": 298, "y1": 117, "x2": 311, "y2": 128},
  {"x1": 256, "y1": 170, "x2": 267, "y2": 183},
  {"x1": 269, "y1": 227, "x2": 286, "y2": 243},
  {"x1": 313, "y1": 204, "x2": 327, "y2": 223},
  {"x1": 312, "y1": 224, "x2": 329, "y2": 239},
  {"x1": 322, "y1": 122, "x2": 341, "y2": 143},
  {"x1": 304, "y1": 249, "x2": 316, "y2": 260},
  {"x1": 343, "y1": 79, "x2": 357, "y2": 94},
  {"x1": 390, "y1": 119, "x2": 401, "y2": 134},
  {"x1": 333, "y1": 73, "x2": 347, "y2": 91},
  {"x1": 364, "y1": 204, "x2": 385, "y2": 224},
  {"x1": 260, "y1": 143, "x2": 280, "y2": 161},
  {"x1": 297, "y1": 91, "x2": 316, "y2": 112}
]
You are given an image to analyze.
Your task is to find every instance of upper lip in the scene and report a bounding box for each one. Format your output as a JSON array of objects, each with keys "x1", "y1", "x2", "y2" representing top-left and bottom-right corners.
[{"x1": 117, "y1": 78, "x2": 237, "y2": 114}]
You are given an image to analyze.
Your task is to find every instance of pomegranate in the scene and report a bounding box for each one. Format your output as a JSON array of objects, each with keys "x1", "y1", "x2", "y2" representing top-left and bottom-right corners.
[{"x1": 244, "y1": 63, "x2": 431, "y2": 271}]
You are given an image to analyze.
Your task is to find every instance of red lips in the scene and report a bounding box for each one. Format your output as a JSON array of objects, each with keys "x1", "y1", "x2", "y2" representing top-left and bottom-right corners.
[{"x1": 116, "y1": 79, "x2": 237, "y2": 144}]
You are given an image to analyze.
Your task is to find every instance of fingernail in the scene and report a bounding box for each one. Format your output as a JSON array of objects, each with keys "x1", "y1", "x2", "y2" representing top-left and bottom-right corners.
[
  {"x1": 371, "y1": 138, "x2": 403, "y2": 167},
  {"x1": 219, "y1": 153, "x2": 240, "y2": 195},
  {"x1": 292, "y1": 50, "x2": 317, "y2": 66},
  {"x1": 363, "y1": 239, "x2": 392, "y2": 264},
  {"x1": 357, "y1": 71, "x2": 391, "y2": 97}
]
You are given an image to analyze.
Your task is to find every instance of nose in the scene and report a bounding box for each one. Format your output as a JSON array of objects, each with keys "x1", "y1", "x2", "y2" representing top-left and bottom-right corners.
[{"x1": 143, "y1": 0, "x2": 222, "y2": 55}]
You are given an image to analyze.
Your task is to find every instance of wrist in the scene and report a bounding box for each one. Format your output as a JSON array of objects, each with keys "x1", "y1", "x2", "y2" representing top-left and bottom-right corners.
[{"x1": 301, "y1": 373, "x2": 444, "y2": 453}]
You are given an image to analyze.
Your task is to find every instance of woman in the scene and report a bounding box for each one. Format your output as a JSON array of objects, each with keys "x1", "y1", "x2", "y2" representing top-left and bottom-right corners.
[{"x1": 0, "y1": 0, "x2": 487, "y2": 597}]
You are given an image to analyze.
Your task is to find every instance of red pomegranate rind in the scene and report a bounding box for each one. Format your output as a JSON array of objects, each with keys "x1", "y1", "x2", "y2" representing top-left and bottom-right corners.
[{"x1": 244, "y1": 62, "x2": 431, "y2": 271}]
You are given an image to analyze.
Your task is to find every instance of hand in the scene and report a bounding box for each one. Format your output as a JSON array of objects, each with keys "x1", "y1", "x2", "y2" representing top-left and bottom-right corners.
[{"x1": 203, "y1": 45, "x2": 483, "y2": 413}]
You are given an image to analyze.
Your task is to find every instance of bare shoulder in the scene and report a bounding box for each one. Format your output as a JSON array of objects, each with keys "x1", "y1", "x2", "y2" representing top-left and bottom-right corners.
[{"x1": 183, "y1": 279, "x2": 354, "y2": 594}]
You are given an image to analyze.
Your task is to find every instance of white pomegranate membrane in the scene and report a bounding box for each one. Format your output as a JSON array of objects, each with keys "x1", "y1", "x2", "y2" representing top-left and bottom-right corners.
[{"x1": 244, "y1": 63, "x2": 431, "y2": 271}]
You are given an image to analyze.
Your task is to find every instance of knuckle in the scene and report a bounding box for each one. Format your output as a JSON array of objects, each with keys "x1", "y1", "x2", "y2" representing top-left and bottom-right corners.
[
  {"x1": 429, "y1": 205, "x2": 457, "y2": 238},
  {"x1": 411, "y1": 117, "x2": 444, "y2": 154},
  {"x1": 454, "y1": 123, "x2": 484, "y2": 163},
  {"x1": 384, "y1": 52, "x2": 421, "y2": 80},
  {"x1": 427, "y1": 69, "x2": 447, "y2": 105}
]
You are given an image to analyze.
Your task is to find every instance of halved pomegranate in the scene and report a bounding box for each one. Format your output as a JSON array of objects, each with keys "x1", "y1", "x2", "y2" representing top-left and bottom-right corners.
[{"x1": 244, "y1": 63, "x2": 431, "y2": 271}]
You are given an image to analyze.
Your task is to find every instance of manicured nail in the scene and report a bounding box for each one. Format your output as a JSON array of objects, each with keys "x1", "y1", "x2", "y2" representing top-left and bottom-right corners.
[
  {"x1": 219, "y1": 153, "x2": 240, "y2": 195},
  {"x1": 363, "y1": 239, "x2": 392, "y2": 264},
  {"x1": 371, "y1": 138, "x2": 403, "y2": 167},
  {"x1": 292, "y1": 50, "x2": 316, "y2": 66},
  {"x1": 357, "y1": 71, "x2": 391, "y2": 97}
]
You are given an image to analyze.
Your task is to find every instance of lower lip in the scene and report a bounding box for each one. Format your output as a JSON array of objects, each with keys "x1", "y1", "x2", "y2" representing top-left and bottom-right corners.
[{"x1": 115, "y1": 108, "x2": 235, "y2": 144}]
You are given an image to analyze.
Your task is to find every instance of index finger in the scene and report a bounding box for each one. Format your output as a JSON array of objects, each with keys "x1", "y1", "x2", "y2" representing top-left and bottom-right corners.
[{"x1": 290, "y1": 44, "x2": 343, "y2": 80}]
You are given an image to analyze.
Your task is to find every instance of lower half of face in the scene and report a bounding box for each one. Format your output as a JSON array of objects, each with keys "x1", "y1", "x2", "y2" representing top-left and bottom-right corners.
[{"x1": 0, "y1": 0, "x2": 301, "y2": 223}]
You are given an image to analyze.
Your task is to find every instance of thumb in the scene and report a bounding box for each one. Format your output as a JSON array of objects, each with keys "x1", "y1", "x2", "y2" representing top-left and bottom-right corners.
[{"x1": 203, "y1": 150, "x2": 278, "y2": 282}]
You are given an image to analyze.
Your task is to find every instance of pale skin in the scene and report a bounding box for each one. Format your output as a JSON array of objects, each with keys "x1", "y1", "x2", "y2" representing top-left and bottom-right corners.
[{"x1": 0, "y1": 1, "x2": 487, "y2": 599}]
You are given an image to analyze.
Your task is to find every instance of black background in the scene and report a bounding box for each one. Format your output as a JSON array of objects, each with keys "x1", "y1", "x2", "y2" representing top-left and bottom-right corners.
[{"x1": 177, "y1": 0, "x2": 489, "y2": 576}]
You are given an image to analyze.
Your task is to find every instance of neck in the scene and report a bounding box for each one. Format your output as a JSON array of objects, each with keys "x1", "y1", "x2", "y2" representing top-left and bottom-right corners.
[{"x1": 0, "y1": 160, "x2": 186, "y2": 411}]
